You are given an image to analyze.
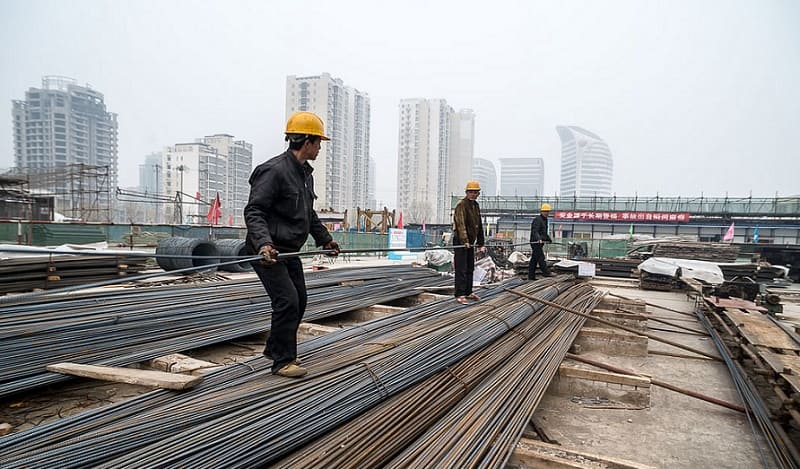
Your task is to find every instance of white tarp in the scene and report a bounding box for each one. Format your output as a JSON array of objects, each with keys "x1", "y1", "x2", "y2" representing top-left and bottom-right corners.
[
  {"x1": 423, "y1": 249, "x2": 453, "y2": 267},
  {"x1": 638, "y1": 257, "x2": 725, "y2": 285},
  {"x1": 553, "y1": 259, "x2": 596, "y2": 277}
]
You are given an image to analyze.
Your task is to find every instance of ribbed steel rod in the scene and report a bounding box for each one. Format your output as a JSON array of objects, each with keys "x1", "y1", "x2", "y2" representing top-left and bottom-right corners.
[
  {"x1": 0, "y1": 266, "x2": 449, "y2": 397},
  {"x1": 0, "y1": 277, "x2": 569, "y2": 468}
]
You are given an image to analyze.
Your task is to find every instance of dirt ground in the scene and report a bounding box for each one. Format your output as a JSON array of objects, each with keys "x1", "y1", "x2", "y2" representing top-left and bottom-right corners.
[{"x1": 534, "y1": 284, "x2": 764, "y2": 468}]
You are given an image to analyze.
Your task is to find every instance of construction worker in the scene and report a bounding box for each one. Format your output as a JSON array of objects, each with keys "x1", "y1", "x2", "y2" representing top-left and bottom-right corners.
[
  {"x1": 244, "y1": 111, "x2": 340, "y2": 378},
  {"x1": 452, "y1": 180, "x2": 485, "y2": 304},
  {"x1": 529, "y1": 203, "x2": 553, "y2": 280}
]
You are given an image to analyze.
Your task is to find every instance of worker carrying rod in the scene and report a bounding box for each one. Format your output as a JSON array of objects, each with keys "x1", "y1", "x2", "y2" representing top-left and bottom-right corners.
[
  {"x1": 452, "y1": 180, "x2": 486, "y2": 304},
  {"x1": 529, "y1": 203, "x2": 553, "y2": 280},
  {"x1": 244, "y1": 111, "x2": 340, "y2": 379}
]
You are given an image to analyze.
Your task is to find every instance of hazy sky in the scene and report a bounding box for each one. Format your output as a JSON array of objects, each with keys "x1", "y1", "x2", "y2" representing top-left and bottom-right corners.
[{"x1": 2, "y1": 0, "x2": 798, "y2": 206}]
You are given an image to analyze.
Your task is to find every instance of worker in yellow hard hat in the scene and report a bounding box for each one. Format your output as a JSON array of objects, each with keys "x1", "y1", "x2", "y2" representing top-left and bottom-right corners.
[
  {"x1": 452, "y1": 180, "x2": 486, "y2": 304},
  {"x1": 529, "y1": 202, "x2": 553, "y2": 280},
  {"x1": 243, "y1": 111, "x2": 339, "y2": 378}
]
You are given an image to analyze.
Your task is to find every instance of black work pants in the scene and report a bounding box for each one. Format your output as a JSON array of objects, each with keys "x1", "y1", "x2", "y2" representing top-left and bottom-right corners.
[
  {"x1": 453, "y1": 236, "x2": 474, "y2": 297},
  {"x1": 252, "y1": 257, "x2": 307, "y2": 373},
  {"x1": 528, "y1": 243, "x2": 549, "y2": 280}
]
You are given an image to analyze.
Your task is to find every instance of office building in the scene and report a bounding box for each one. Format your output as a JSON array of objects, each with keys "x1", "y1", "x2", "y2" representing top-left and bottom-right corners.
[
  {"x1": 499, "y1": 158, "x2": 544, "y2": 197},
  {"x1": 556, "y1": 125, "x2": 613, "y2": 197},
  {"x1": 472, "y1": 158, "x2": 497, "y2": 197}
]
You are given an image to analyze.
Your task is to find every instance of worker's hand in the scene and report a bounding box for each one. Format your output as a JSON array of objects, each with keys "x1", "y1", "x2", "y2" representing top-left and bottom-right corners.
[
  {"x1": 463, "y1": 242, "x2": 471, "y2": 249},
  {"x1": 323, "y1": 240, "x2": 340, "y2": 256},
  {"x1": 258, "y1": 244, "x2": 279, "y2": 265}
]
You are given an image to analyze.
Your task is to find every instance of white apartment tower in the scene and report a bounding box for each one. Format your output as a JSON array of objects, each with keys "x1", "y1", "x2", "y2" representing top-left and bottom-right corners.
[
  {"x1": 160, "y1": 134, "x2": 252, "y2": 225},
  {"x1": 203, "y1": 134, "x2": 253, "y2": 225},
  {"x1": 285, "y1": 73, "x2": 370, "y2": 211},
  {"x1": 472, "y1": 158, "x2": 497, "y2": 196},
  {"x1": 396, "y1": 99, "x2": 474, "y2": 224},
  {"x1": 448, "y1": 109, "x2": 475, "y2": 201},
  {"x1": 557, "y1": 126, "x2": 613, "y2": 197},
  {"x1": 499, "y1": 158, "x2": 545, "y2": 197}
]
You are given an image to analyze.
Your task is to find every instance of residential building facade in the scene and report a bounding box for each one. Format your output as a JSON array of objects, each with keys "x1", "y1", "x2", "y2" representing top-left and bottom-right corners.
[
  {"x1": 557, "y1": 125, "x2": 613, "y2": 197},
  {"x1": 396, "y1": 98, "x2": 474, "y2": 224},
  {"x1": 11, "y1": 76, "x2": 118, "y2": 221},
  {"x1": 159, "y1": 134, "x2": 252, "y2": 225},
  {"x1": 285, "y1": 73, "x2": 370, "y2": 212}
]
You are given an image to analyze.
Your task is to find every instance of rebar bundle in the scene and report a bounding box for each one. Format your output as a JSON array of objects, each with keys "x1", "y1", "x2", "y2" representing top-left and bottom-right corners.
[
  {"x1": 0, "y1": 265, "x2": 449, "y2": 398},
  {"x1": 0, "y1": 277, "x2": 577, "y2": 468},
  {"x1": 276, "y1": 283, "x2": 601, "y2": 468}
]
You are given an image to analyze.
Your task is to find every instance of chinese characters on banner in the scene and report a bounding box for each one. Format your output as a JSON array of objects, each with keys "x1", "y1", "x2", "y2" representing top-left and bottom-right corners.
[{"x1": 554, "y1": 211, "x2": 690, "y2": 223}]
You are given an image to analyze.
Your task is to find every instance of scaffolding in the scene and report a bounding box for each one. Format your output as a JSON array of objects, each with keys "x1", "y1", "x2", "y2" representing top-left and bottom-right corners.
[{"x1": 3, "y1": 164, "x2": 112, "y2": 222}]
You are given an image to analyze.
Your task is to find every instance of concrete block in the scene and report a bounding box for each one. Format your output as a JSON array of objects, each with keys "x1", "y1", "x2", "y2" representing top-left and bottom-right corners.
[
  {"x1": 588, "y1": 309, "x2": 647, "y2": 331},
  {"x1": 549, "y1": 365, "x2": 651, "y2": 408},
  {"x1": 574, "y1": 327, "x2": 648, "y2": 357}
]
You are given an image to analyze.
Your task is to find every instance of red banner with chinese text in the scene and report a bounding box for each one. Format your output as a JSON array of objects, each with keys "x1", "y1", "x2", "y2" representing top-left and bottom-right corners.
[{"x1": 554, "y1": 211, "x2": 690, "y2": 223}]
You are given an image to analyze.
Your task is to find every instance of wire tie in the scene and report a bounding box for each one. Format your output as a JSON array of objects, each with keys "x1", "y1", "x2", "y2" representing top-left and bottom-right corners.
[
  {"x1": 444, "y1": 366, "x2": 469, "y2": 396},
  {"x1": 477, "y1": 309, "x2": 513, "y2": 331},
  {"x1": 232, "y1": 361, "x2": 256, "y2": 372},
  {"x1": 361, "y1": 362, "x2": 389, "y2": 399}
]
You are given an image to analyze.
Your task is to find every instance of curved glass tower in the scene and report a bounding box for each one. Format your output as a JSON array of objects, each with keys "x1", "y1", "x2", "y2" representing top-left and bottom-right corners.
[{"x1": 556, "y1": 126, "x2": 613, "y2": 197}]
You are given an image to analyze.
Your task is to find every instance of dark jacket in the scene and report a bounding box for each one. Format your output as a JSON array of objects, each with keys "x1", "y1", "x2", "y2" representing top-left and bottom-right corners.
[
  {"x1": 244, "y1": 150, "x2": 332, "y2": 253},
  {"x1": 530, "y1": 214, "x2": 552, "y2": 243},
  {"x1": 453, "y1": 198, "x2": 485, "y2": 246}
]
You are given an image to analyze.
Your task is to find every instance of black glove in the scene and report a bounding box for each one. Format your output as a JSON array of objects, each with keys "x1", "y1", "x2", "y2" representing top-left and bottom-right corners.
[
  {"x1": 258, "y1": 244, "x2": 278, "y2": 265},
  {"x1": 324, "y1": 240, "x2": 340, "y2": 256}
]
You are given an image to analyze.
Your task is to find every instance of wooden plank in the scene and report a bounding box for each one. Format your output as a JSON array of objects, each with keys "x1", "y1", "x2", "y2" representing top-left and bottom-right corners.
[
  {"x1": 511, "y1": 439, "x2": 656, "y2": 469},
  {"x1": 559, "y1": 365, "x2": 651, "y2": 388},
  {"x1": 46, "y1": 363, "x2": 202, "y2": 390},
  {"x1": 298, "y1": 322, "x2": 339, "y2": 338},
  {"x1": 758, "y1": 349, "x2": 800, "y2": 393},
  {"x1": 364, "y1": 304, "x2": 406, "y2": 314},
  {"x1": 723, "y1": 309, "x2": 800, "y2": 351},
  {"x1": 148, "y1": 353, "x2": 220, "y2": 374},
  {"x1": 711, "y1": 296, "x2": 767, "y2": 312}
]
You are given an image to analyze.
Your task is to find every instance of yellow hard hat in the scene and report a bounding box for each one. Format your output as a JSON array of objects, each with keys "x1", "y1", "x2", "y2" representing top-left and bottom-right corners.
[
  {"x1": 465, "y1": 180, "x2": 481, "y2": 191},
  {"x1": 285, "y1": 111, "x2": 330, "y2": 141},
  {"x1": 541, "y1": 203, "x2": 552, "y2": 211}
]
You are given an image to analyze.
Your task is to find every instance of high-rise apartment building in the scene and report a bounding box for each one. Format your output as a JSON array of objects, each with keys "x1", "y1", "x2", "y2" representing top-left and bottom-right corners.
[
  {"x1": 12, "y1": 76, "x2": 118, "y2": 220},
  {"x1": 499, "y1": 158, "x2": 544, "y2": 197},
  {"x1": 203, "y1": 134, "x2": 253, "y2": 225},
  {"x1": 366, "y1": 157, "x2": 376, "y2": 210},
  {"x1": 285, "y1": 73, "x2": 370, "y2": 211},
  {"x1": 557, "y1": 126, "x2": 613, "y2": 197},
  {"x1": 448, "y1": 109, "x2": 475, "y2": 200},
  {"x1": 472, "y1": 158, "x2": 497, "y2": 196},
  {"x1": 138, "y1": 153, "x2": 162, "y2": 195},
  {"x1": 159, "y1": 134, "x2": 252, "y2": 224},
  {"x1": 396, "y1": 98, "x2": 474, "y2": 224}
]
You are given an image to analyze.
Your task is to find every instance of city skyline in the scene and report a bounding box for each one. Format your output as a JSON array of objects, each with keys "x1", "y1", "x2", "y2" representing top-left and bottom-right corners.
[{"x1": 2, "y1": 1, "x2": 799, "y2": 207}]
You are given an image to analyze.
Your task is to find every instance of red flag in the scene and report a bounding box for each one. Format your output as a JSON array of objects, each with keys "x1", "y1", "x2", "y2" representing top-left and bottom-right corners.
[
  {"x1": 206, "y1": 192, "x2": 222, "y2": 225},
  {"x1": 397, "y1": 212, "x2": 404, "y2": 229}
]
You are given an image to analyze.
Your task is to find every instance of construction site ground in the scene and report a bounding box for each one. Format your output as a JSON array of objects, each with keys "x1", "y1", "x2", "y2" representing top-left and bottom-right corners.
[{"x1": 0, "y1": 256, "x2": 785, "y2": 467}]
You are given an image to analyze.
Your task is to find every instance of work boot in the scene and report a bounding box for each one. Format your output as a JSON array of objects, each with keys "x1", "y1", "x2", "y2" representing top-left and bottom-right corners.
[{"x1": 274, "y1": 363, "x2": 307, "y2": 378}]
